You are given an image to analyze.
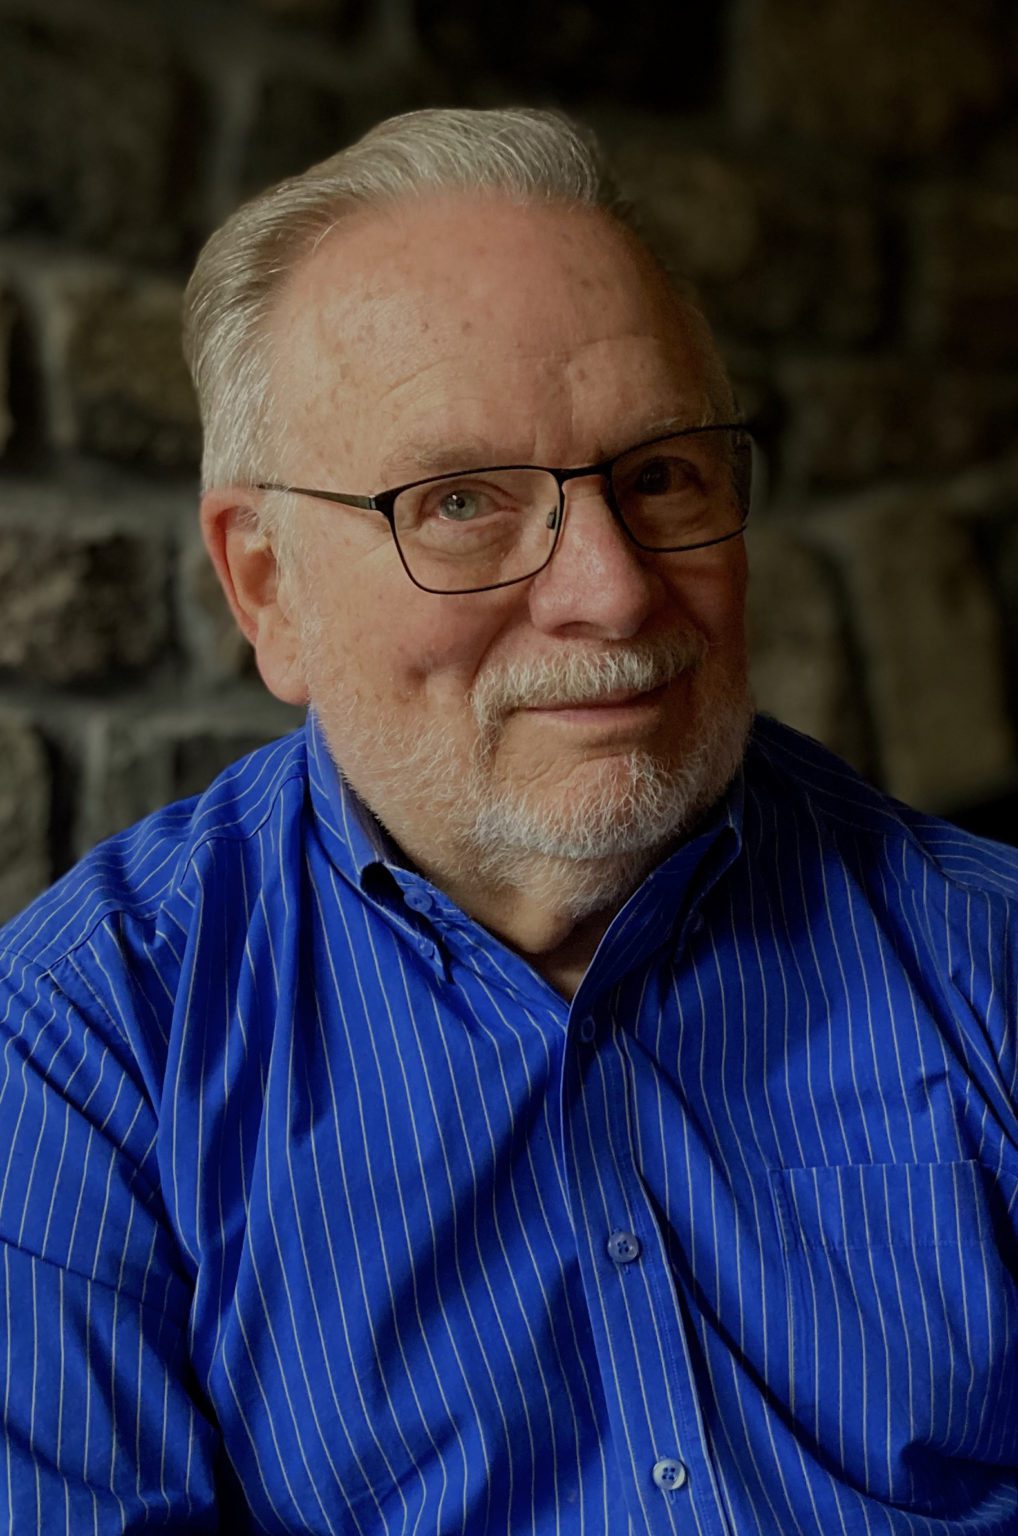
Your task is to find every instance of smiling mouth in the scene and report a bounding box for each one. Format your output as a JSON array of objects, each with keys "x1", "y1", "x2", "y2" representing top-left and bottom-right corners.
[{"x1": 523, "y1": 683, "x2": 670, "y2": 712}]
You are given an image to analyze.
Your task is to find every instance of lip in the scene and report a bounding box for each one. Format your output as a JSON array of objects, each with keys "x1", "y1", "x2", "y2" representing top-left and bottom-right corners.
[{"x1": 521, "y1": 683, "x2": 669, "y2": 717}]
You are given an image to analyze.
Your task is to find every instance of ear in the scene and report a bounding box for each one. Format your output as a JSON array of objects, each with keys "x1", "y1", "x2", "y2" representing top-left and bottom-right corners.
[{"x1": 200, "y1": 488, "x2": 309, "y2": 706}]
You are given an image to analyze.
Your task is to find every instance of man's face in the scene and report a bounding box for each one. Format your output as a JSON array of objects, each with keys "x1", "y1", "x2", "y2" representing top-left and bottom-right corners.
[{"x1": 267, "y1": 193, "x2": 751, "y2": 901}]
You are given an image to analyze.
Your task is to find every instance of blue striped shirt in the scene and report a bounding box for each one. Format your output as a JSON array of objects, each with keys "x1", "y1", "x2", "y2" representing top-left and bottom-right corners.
[{"x1": 1, "y1": 712, "x2": 1016, "y2": 1535}]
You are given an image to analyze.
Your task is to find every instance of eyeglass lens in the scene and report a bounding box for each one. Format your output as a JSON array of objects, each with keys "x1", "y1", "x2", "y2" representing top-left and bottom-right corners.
[{"x1": 392, "y1": 427, "x2": 750, "y2": 593}]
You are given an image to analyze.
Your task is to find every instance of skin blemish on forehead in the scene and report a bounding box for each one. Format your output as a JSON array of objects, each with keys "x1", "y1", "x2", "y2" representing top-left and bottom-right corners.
[{"x1": 273, "y1": 193, "x2": 728, "y2": 486}]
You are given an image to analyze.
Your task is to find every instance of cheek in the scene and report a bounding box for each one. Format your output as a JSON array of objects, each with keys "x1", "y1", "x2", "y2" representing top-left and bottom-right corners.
[
  {"x1": 384, "y1": 585, "x2": 527, "y2": 698},
  {"x1": 665, "y1": 553, "x2": 747, "y2": 650},
  {"x1": 340, "y1": 603, "x2": 513, "y2": 714},
  {"x1": 300, "y1": 504, "x2": 529, "y2": 690}
]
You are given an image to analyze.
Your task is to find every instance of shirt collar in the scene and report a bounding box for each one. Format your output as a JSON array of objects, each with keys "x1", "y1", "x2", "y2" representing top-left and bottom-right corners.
[
  {"x1": 568, "y1": 766, "x2": 744, "y2": 1004},
  {"x1": 305, "y1": 710, "x2": 405, "y2": 887}
]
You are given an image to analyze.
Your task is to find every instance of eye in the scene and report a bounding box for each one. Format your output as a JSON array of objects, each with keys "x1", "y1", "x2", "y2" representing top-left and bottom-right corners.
[
  {"x1": 633, "y1": 456, "x2": 697, "y2": 496},
  {"x1": 435, "y1": 488, "x2": 487, "y2": 521},
  {"x1": 401, "y1": 474, "x2": 524, "y2": 536}
]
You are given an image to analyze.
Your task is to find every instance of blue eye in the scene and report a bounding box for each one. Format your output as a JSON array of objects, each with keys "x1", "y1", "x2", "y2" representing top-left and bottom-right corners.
[
  {"x1": 407, "y1": 475, "x2": 528, "y2": 536},
  {"x1": 437, "y1": 489, "x2": 483, "y2": 521}
]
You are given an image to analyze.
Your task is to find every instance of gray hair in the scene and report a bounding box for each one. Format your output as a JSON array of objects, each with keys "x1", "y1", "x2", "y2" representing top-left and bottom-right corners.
[{"x1": 182, "y1": 106, "x2": 730, "y2": 521}]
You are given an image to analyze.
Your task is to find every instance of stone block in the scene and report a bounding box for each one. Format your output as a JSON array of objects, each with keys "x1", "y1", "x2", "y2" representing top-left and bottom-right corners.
[
  {"x1": 0, "y1": 13, "x2": 194, "y2": 260},
  {"x1": 0, "y1": 716, "x2": 51, "y2": 923},
  {"x1": 910, "y1": 187, "x2": 1018, "y2": 360},
  {"x1": 79, "y1": 702, "x2": 304, "y2": 853},
  {"x1": 177, "y1": 529, "x2": 260, "y2": 684},
  {"x1": 415, "y1": 0, "x2": 725, "y2": 110},
  {"x1": 779, "y1": 357, "x2": 1018, "y2": 491},
  {"x1": 804, "y1": 492, "x2": 1016, "y2": 811},
  {"x1": 44, "y1": 271, "x2": 201, "y2": 470},
  {"x1": 746, "y1": 522, "x2": 868, "y2": 770},
  {"x1": 0, "y1": 486, "x2": 171, "y2": 686},
  {"x1": 606, "y1": 138, "x2": 883, "y2": 344},
  {"x1": 732, "y1": 0, "x2": 1006, "y2": 155},
  {"x1": 0, "y1": 285, "x2": 14, "y2": 457}
]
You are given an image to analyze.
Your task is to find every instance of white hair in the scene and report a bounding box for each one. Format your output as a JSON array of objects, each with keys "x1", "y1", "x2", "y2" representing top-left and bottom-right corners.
[{"x1": 182, "y1": 106, "x2": 733, "y2": 545}]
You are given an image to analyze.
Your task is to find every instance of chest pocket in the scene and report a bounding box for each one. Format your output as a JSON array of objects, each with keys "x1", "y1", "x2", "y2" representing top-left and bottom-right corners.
[{"x1": 768, "y1": 1160, "x2": 1018, "y2": 1521}]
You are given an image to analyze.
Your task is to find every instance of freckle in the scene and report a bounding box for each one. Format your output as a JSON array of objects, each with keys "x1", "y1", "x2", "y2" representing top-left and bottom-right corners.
[
  {"x1": 421, "y1": 319, "x2": 431, "y2": 333},
  {"x1": 461, "y1": 319, "x2": 473, "y2": 334},
  {"x1": 575, "y1": 366, "x2": 588, "y2": 382}
]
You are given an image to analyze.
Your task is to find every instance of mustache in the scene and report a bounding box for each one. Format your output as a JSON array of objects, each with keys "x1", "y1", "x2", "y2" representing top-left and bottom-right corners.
[{"x1": 469, "y1": 634, "x2": 708, "y2": 728}]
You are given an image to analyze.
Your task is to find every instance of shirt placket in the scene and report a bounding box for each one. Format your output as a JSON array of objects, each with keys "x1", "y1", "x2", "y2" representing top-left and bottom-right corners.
[{"x1": 562, "y1": 1004, "x2": 733, "y2": 1536}]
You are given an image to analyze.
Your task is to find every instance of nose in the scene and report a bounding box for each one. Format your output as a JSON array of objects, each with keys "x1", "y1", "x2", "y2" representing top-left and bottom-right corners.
[{"x1": 526, "y1": 475, "x2": 662, "y2": 640}]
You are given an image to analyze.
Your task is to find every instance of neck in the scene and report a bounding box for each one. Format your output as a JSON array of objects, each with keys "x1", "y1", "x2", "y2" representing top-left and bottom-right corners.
[{"x1": 404, "y1": 841, "x2": 665, "y2": 999}]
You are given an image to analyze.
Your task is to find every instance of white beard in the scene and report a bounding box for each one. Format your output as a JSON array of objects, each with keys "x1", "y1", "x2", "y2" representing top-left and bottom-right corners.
[{"x1": 301, "y1": 606, "x2": 751, "y2": 922}]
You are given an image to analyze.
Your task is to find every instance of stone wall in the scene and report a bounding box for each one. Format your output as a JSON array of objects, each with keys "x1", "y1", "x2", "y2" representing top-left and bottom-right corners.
[{"x1": 1, "y1": 0, "x2": 1017, "y2": 918}]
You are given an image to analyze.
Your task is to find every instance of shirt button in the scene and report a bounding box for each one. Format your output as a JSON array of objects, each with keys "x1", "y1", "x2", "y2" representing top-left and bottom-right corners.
[
  {"x1": 405, "y1": 889, "x2": 433, "y2": 914},
  {"x1": 578, "y1": 1016, "x2": 596, "y2": 1043},
  {"x1": 651, "y1": 1457, "x2": 688, "y2": 1492},
  {"x1": 607, "y1": 1230, "x2": 642, "y2": 1264}
]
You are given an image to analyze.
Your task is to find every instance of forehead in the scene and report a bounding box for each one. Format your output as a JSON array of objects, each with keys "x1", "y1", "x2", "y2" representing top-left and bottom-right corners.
[{"x1": 268, "y1": 193, "x2": 715, "y2": 476}]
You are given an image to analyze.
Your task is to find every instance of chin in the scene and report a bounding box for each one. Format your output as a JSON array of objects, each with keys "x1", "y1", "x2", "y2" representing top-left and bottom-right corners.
[{"x1": 473, "y1": 687, "x2": 753, "y2": 865}]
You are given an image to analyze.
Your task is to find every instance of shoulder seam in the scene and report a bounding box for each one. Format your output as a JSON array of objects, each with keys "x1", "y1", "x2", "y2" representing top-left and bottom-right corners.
[
  {"x1": 751, "y1": 728, "x2": 922, "y2": 848},
  {"x1": 750, "y1": 722, "x2": 1018, "y2": 899}
]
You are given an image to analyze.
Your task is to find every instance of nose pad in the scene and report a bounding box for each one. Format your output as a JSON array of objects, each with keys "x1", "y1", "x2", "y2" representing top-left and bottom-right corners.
[{"x1": 528, "y1": 478, "x2": 658, "y2": 636}]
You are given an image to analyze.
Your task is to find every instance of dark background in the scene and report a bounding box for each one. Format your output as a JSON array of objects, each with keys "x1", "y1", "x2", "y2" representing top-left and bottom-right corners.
[{"x1": 1, "y1": 0, "x2": 1017, "y2": 919}]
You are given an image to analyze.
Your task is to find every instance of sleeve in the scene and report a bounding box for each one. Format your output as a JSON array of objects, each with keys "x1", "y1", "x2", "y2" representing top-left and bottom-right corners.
[{"x1": 0, "y1": 943, "x2": 221, "y2": 1532}]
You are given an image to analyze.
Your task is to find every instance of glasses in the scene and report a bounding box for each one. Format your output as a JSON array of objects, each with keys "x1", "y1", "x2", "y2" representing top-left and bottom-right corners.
[{"x1": 257, "y1": 423, "x2": 753, "y2": 595}]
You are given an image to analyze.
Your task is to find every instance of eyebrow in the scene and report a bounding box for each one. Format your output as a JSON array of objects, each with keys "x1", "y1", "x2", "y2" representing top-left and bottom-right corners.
[
  {"x1": 378, "y1": 439, "x2": 497, "y2": 483},
  {"x1": 377, "y1": 412, "x2": 720, "y2": 485}
]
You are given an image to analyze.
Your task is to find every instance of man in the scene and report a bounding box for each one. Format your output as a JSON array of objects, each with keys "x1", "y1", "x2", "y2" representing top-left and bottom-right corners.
[{"x1": 0, "y1": 107, "x2": 1015, "y2": 1535}]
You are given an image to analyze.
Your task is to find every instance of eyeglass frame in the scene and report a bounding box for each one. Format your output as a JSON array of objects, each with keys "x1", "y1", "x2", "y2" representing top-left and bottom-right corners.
[{"x1": 256, "y1": 420, "x2": 754, "y2": 596}]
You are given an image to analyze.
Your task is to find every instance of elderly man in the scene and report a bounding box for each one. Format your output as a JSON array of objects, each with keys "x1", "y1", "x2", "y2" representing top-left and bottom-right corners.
[{"x1": 0, "y1": 107, "x2": 1016, "y2": 1535}]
